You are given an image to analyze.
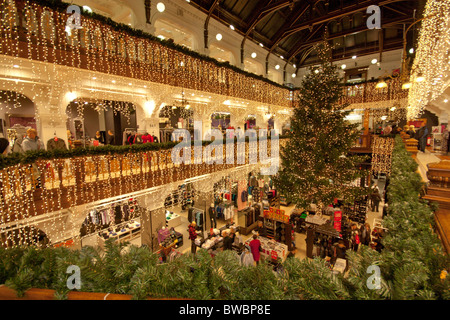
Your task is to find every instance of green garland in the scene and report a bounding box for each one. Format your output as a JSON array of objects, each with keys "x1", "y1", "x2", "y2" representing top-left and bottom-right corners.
[{"x1": 0, "y1": 135, "x2": 289, "y2": 170}]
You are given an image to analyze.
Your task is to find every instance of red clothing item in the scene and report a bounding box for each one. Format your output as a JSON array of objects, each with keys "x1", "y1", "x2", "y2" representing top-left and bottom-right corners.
[
  {"x1": 249, "y1": 239, "x2": 261, "y2": 262},
  {"x1": 188, "y1": 225, "x2": 197, "y2": 240},
  {"x1": 142, "y1": 134, "x2": 153, "y2": 143}
]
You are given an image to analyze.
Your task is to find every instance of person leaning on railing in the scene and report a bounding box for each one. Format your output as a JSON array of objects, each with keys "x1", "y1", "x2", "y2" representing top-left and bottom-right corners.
[{"x1": 21, "y1": 128, "x2": 45, "y2": 188}]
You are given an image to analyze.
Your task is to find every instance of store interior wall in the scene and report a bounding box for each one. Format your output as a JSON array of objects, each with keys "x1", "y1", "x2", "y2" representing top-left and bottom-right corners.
[
  {"x1": 0, "y1": 91, "x2": 36, "y2": 137},
  {"x1": 66, "y1": 102, "x2": 137, "y2": 144}
]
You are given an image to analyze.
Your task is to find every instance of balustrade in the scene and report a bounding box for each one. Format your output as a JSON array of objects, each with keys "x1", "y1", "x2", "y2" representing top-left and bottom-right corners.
[{"x1": 0, "y1": 139, "x2": 284, "y2": 223}]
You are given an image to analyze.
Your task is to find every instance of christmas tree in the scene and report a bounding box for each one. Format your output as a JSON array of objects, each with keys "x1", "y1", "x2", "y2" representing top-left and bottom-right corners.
[{"x1": 273, "y1": 41, "x2": 367, "y2": 210}]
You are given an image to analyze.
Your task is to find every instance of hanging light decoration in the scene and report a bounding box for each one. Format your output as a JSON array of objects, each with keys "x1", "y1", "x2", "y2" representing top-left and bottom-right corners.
[{"x1": 407, "y1": 0, "x2": 450, "y2": 119}]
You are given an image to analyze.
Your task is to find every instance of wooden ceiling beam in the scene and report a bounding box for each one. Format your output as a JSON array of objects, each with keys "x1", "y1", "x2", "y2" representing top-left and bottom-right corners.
[
  {"x1": 286, "y1": 16, "x2": 413, "y2": 64},
  {"x1": 240, "y1": 0, "x2": 300, "y2": 63}
]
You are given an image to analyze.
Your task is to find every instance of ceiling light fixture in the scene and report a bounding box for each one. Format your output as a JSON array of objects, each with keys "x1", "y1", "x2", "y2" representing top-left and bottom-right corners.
[
  {"x1": 371, "y1": 59, "x2": 378, "y2": 64},
  {"x1": 230, "y1": 25, "x2": 235, "y2": 30},
  {"x1": 376, "y1": 80, "x2": 387, "y2": 88},
  {"x1": 402, "y1": 82, "x2": 412, "y2": 89},
  {"x1": 251, "y1": 52, "x2": 257, "y2": 58},
  {"x1": 275, "y1": 64, "x2": 280, "y2": 70},
  {"x1": 216, "y1": 33, "x2": 222, "y2": 41},
  {"x1": 156, "y1": 2, "x2": 165, "y2": 13}
]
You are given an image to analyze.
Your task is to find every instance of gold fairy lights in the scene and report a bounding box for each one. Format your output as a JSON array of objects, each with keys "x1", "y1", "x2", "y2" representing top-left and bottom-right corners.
[
  {"x1": 0, "y1": 0, "x2": 290, "y2": 247},
  {"x1": 407, "y1": 0, "x2": 450, "y2": 120}
]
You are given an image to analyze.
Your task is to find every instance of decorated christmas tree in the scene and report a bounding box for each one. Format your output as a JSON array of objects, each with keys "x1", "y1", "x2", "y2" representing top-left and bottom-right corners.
[{"x1": 273, "y1": 41, "x2": 367, "y2": 210}]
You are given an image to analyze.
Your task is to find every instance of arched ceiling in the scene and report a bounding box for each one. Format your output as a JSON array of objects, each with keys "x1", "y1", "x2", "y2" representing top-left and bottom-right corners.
[{"x1": 189, "y1": 0, "x2": 426, "y2": 69}]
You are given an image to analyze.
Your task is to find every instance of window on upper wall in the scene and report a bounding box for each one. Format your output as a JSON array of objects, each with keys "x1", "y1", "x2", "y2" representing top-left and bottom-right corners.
[
  {"x1": 154, "y1": 19, "x2": 194, "y2": 50},
  {"x1": 209, "y1": 44, "x2": 234, "y2": 64},
  {"x1": 244, "y1": 59, "x2": 263, "y2": 76}
]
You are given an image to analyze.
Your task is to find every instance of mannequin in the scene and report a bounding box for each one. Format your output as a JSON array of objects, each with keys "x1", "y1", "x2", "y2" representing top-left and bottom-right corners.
[{"x1": 208, "y1": 203, "x2": 217, "y2": 228}]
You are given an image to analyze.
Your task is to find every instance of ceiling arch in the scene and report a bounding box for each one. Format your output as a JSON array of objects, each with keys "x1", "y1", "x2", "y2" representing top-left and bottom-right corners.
[{"x1": 188, "y1": 0, "x2": 426, "y2": 69}]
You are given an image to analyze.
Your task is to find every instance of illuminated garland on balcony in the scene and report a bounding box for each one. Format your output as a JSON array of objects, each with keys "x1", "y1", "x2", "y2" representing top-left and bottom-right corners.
[{"x1": 407, "y1": 0, "x2": 450, "y2": 120}]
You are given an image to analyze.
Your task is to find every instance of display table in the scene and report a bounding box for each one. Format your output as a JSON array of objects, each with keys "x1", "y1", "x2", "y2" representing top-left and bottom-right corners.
[
  {"x1": 97, "y1": 220, "x2": 141, "y2": 248},
  {"x1": 244, "y1": 236, "x2": 288, "y2": 263},
  {"x1": 305, "y1": 214, "x2": 328, "y2": 226},
  {"x1": 166, "y1": 211, "x2": 181, "y2": 229}
]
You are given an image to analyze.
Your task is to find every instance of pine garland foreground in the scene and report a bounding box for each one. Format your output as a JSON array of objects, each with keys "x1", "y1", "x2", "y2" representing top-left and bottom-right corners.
[{"x1": 0, "y1": 136, "x2": 448, "y2": 299}]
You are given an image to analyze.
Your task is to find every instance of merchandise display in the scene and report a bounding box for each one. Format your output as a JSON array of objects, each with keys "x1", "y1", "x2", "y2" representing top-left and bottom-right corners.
[
  {"x1": 244, "y1": 236, "x2": 288, "y2": 263},
  {"x1": 165, "y1": 211, "x2": 181, "y2": 229},
  {"x1": 0, "y1": 0, "x2": 448, "y2": 304},
  {"x1": 97, "y1": 220, "x2": 141, "y2": 248}
]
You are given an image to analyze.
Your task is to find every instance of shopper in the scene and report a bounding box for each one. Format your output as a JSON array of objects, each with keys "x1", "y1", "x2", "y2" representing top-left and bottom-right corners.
[
  {"x1": 223, "y1": 231, "x2": 233, "y2": 251},
  {"x1": 350, "y1": 224, "x2": 360, "y2": 252},
  {"x1": 416, "y1": 123, "x2": 428, "y2": 152},
  {"x1": 249, "y1": 234, "x2": 261, "y2": 265},
  {"x1": 254, "y1": 220, "x2": 267, "y2": 237},
  {"x1": 0, "y1": 138, "x2": 10, "y2": 155},
  {"x1": 360, "y1": 223, "x2": 371, "y2": 246},
  {"x1": 332, "y1": 239, "x2": 347, "y2": 264},
  {"x1": 107, "y1": 130, "x2": 115, "y2": 145},
  {"x1": 406, "y1": 125, "x2": 416, "y2": 139},
  {"x1": 21, "y1": 128, "x2": 44, "y2": 152},
  {"x1": 94, "y1": 131, "x2": 105, "y2": 145},
  {"x1": 371, "y1": 188, "x2": 381, "y2": 212},
  {"x1": 21, "y1": 129, "x2": 44, "y2": 188},
  {"x1": 229, "y1": 226, "x2": 237, "y2": 243},
  {"x1": 188, "y1": 221, "x2": 198, "y2": 254}
]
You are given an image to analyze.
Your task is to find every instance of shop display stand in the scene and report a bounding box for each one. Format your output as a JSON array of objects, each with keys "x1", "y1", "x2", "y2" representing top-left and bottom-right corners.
[
  {"x1": 343, "y1": 197, "x2": 367, "y2": 224},
  {"x1": 279, "y1": 194, "x2": 291, "y2": 206},
  {"x1": 261, "y1": 217, "x2": 293, "y2": 250},
  {"x1": 165, "y1": 211, "x2": 181, "y2": 229},
  {"x1": 96, "y1": 220, "x2": 141, "y2": 249},
  {"x1": 164, "y1": 187, "x2": 196, "y2": 209}
]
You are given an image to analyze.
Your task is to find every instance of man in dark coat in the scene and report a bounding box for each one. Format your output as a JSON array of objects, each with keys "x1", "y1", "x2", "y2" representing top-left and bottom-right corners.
[{"x1": 416, "y1": 123, "x2": 429, "y2": 152}]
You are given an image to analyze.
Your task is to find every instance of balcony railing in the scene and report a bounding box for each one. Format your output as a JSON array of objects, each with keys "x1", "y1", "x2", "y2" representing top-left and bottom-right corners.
[
  {"x1": 0, "y1": 0, "x2": 292, "y2": 107},
  {"x1": 339, "y1": 78, "x2": 408, "y2": 107},
  {"x1": 0, "y1": 139, "x2": 284, "y2": 229}
]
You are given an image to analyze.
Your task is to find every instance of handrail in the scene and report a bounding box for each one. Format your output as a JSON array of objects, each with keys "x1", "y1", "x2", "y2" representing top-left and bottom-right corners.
[
  {"x1": 0, "y1": 0, "x2": 292, "y2": 107},
  {"x1": 0, "y1": 285, "x2": 191, "y2": 300},
  {"x1": 0, "y1": 138, "x2": 286, "y2": 234}
]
